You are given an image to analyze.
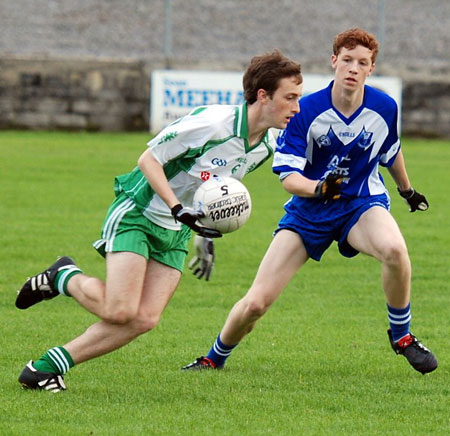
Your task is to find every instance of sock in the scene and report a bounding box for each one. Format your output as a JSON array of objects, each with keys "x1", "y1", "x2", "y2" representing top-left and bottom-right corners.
[
  {"x1": 32, "y1": 347, "x2": 75, "y2": 375},
  {"x1": 55, "y1": 267, "x2": 82, "y2": 296},
  {"x1": 206, "y1": 334, "x2": 237, "y2": 368},
  {"x1": 387, "y1": 303, "x2": 411, "y2": 342}
]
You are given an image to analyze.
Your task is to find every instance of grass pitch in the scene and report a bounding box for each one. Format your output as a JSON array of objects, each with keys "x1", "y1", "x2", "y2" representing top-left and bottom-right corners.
[{"x1": 0, "y1": 131, "x2": 449, "y2": 435}]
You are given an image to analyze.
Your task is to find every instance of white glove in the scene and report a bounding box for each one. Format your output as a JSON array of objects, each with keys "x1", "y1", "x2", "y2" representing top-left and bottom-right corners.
[{"x1": 188, "y1": 235, "x2": 215, "y2": 281}]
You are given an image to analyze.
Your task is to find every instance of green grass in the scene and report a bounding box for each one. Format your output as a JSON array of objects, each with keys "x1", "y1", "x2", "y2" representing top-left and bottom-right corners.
[{"x1": 1, "y1": 131, "x2": 449, "y2": 435}]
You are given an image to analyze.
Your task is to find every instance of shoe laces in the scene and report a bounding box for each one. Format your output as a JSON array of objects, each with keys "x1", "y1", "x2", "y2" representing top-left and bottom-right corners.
[{"x1": 398, "y1": 334, "x2": 430, "y2": 354}]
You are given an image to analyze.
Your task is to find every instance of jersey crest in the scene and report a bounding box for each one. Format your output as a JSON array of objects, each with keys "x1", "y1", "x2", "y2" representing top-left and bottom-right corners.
[{"x1": 314, "y1": 125, "x2": 374, "y2": 152}]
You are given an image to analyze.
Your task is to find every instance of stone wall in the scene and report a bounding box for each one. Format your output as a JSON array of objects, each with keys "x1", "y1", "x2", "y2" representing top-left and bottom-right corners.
[
  {"x1": 1, "y1": 0, "x2": 449, "y2": 137},
  {"x1": 0, "y1": 56, "x2": 449, "y2": 138},
  {"x1": 402, "y1": 80, "x2": 450, "y2": 139},
  {"x1": 0, "y1": 57, "x2": 149, "y2": 132}
]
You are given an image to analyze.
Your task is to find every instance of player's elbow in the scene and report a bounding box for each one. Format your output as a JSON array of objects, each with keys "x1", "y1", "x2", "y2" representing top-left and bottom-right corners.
[{"x1": 138, "y1": 149, "x2": 159, "y2": 172}]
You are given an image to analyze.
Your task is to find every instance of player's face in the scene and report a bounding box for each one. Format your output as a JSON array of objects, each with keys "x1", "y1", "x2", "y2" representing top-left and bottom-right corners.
[
  {"x1": 331, "y1": 45, "x2": 374, "y2": 91},
  {"x1": 265, "y1": 76, "x2": 302, "y2": 129}
]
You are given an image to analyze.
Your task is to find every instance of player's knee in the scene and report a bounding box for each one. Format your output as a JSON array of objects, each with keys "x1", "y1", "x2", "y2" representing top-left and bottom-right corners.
[
  {"x1": 382, "y1": 240, "x2": 409, "y2": 266},
  {"x1": 243, "y1": 297, "x2": 270, "y2": 320},
  {"x1": 132, "y1": 313, "x2": 161, "y2": 335},
  {"x1": 103, "y1": 306, "x2": 138, "y2": 325}
]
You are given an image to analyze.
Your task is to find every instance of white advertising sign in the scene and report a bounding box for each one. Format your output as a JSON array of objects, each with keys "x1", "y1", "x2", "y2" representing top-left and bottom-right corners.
[{"x1": 150, "y1": 70, "x2": 402, "y2": 133}]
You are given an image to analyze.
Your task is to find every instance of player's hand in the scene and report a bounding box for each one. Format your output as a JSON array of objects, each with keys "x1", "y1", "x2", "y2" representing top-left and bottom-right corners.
[
  {"x1": 171, "y1": 204, "x2": 222, "y2": 238},
  {"x1": 189, "y1": 235, "x2": 215, "y2": 281},
  {"x1": 397, "y1": 187, "x2": 429, "y2": 212},
  {"x1": 315, "y1": 174, "x2": 343, "y2": 200}
]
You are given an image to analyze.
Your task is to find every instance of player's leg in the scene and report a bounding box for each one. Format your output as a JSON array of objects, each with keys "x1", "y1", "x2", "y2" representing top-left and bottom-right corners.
[
  {"x1": 15, "y1": 193, "x2": 138, "y2": 312},
  {"x1": 183, "y1": 229, "x2": 309, "y2": 370},
  {"x1": 347, "y1": 206, "x2": 410, "y2": 307},
  {"x1": 18, "y1": 256, "x2": 182, "y2": 391},
  {"x1": 18, "y1": 251, "x2": 148, "y2": 391},
  {"x1": 347, "y1": 206, "x2": 437, "y2": 374},
  {"x1": 63, "y1": 251, "x2": 147, "y2": 321},
  {"x1": 221, "y1": 230, "x2": 309, "y2": 344},
  {"x1": 18, "y1": 216, "x2": 190, "y2": 391},
  {"x1": 64, "y1": 258, "x2": 181, "y2": 363}
]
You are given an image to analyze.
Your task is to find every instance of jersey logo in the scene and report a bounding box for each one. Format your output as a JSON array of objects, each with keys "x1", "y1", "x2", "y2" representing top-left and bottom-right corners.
[
  {"x1": 200, "y1": 171, "x2": 211, "y2": 181},
  {"x1": 211, "y1": 157, "x2": 227, "y2": 167},
  {"x1": 315, "y1": 126, "x2": 337, "y2": 148},
  {"x1": 316, "y1": 134, "x2": 332, "y2": 147},
  {"x1": 245, "y1": 162, "x2": 258, "y2": 174},
  {"x1": 356, "y1": 128, "x2": 374, "y2": 149},
  {"x1": 157, "y1": 131, "x2": 178, "y2": 145},
  {"x1": 231, "y1": 157, "x2": 247, "y2": 174}
]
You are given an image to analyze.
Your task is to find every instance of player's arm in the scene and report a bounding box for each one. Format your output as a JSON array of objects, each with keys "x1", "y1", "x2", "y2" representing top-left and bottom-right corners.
[
  {"x1": 138, "y1": 149, "x2": 179, "y2": 209},
  {"x1": 274, "y1": 113, "x2": 342, "y2": 200},
  {"x1": 142, "y1": 106, "x2": 220, "y2": 211},
  {"x1": 138, "y1": 150, "x2": 221, "y2": 237},
  {"x1": 387, "y1": 150, "x2": 411, "y2": 192},
  {"x1": 388, "y1": 150, "x2": 429, "y2": 212},
  {"x1": 281, "y1": 172, "x2": 342, "y2": 200},
  {"x1": 281, "y1": 172, "x2": 318, "y2": 197}
]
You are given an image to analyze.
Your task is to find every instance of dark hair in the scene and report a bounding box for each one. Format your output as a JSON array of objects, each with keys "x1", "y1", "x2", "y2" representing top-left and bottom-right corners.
[
  {"x1": 333, "y1": 28, "x2": 379, "y2": 63},
  {"x1": 243, "y1": 50, "x2": 302, "y2": 104}
]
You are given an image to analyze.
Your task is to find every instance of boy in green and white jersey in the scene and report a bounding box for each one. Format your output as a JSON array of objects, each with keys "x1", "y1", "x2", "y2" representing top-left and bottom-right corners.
[
  {"x1": 106, "y1": 102, "x2": 276, "y2": 232},
  {"x1": 15, "y1": 50, "x2": 303, "y2": 392}
]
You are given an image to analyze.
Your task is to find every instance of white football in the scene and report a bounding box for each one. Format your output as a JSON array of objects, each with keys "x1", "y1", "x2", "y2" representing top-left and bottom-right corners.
[{"x1": 193, "y1": 176, "x2": 252, "y2": 233}]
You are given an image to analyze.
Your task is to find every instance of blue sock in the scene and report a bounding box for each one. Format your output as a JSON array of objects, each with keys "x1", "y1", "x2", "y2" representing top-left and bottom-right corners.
[
  {"x1": 387, "y1": 303, "x2": 411, "y2": 342},
  {"x1": 206, "y1": 334, "x2": 237, "y2": 368}
]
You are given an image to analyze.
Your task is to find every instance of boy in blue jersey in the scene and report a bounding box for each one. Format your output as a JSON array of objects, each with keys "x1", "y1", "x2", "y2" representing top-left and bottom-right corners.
[
  {"x1": 184, "y1": 28, "x2": 437, "y2": 374},
  {"x1": 14, "y1": 51, "x2": 303, "y2": 392}
]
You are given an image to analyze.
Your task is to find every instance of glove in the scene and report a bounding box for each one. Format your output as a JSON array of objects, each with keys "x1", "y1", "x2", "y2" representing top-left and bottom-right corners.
[
  {"x1": 397, "y1": 187, "x2": 429, "y2": 212},
  {"x1": 315, "y1": 174, "x2": 343, "y2": 200},
  {"x1": 171, "y1": 204, "x2": 222, "y2": 238},
  {"x1": 189, "y1": 235, "x2": 215, "y2": 281}
]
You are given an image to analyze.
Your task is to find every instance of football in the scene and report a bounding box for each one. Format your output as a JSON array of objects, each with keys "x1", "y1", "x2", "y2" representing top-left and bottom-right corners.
[{"x1": 193, "y1": 176, "x2": 252, "y2": 233}]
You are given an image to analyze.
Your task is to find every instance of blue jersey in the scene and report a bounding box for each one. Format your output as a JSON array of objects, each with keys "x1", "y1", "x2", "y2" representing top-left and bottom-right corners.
[{"x1": 273, "y1": 81, "x2": 400, "y2": 199}]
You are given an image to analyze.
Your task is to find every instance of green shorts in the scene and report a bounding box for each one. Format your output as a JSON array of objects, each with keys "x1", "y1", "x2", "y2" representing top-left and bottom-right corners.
[{"x1": 93, "y1": 193, "x2": 192, "y2": 272}]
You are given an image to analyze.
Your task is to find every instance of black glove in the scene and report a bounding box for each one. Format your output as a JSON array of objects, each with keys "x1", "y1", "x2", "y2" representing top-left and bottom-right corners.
[
  {"x1": 189, "y1": 235, "x2": 215, "y2": 281},
  {"x1": 315, "y1": 174, "x2": 343, "y2": 200},
  {"x1": 397, "y1": 187, "x2": 429, "y2": 212},
  {"x1": 171, "y1": 204, "x2": 222, "y2": 238}
]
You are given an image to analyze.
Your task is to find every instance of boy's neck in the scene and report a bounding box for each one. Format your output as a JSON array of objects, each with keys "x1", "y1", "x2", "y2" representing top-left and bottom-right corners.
[{"x1": 331, "y1": 83, "x2": 365, "y2": 118}]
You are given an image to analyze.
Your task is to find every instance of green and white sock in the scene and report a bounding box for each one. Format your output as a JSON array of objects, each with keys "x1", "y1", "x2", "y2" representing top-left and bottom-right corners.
[
  {"x1": 32, "y1": 346, "x2": 75, "y2": 375},
  {"x1": 55, "y1": 266, "x2": 82, "y2": 296}
]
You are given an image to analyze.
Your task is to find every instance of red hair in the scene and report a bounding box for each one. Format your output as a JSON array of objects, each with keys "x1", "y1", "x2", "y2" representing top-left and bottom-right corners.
[{"x1": 333, "y1": 28, "x2": 379, "y2": 63}]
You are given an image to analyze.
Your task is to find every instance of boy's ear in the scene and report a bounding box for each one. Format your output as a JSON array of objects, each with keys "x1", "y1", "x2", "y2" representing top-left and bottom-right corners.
[
  {"x1": 257, "y1": 88, "x2": 269, "y2": 102},
  {"x1": 331, "y1": 54, "x2": 338, "y2": 69}
]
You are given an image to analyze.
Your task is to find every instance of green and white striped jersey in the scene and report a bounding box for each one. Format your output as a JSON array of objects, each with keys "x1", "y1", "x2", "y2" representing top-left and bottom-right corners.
[{"x1": 115, "y1": 103, "x2": 276, "y2": 230}]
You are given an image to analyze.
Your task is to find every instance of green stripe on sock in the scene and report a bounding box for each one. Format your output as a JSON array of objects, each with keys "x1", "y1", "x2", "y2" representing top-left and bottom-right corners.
[
  {"x1": 33, "y1": 347, "x2": 75, "y2": 375},
  {"x1": 56, "y1": 268, "x2": 82, "y2": 296},
  {"x1": 58, "y1": 346, "x2": 75, "y2": 368}
]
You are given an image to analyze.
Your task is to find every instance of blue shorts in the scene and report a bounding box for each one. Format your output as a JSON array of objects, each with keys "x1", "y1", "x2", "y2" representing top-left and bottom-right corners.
[{"x1": 275, "y1": 194, "x2": 390, "y2": 261}]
